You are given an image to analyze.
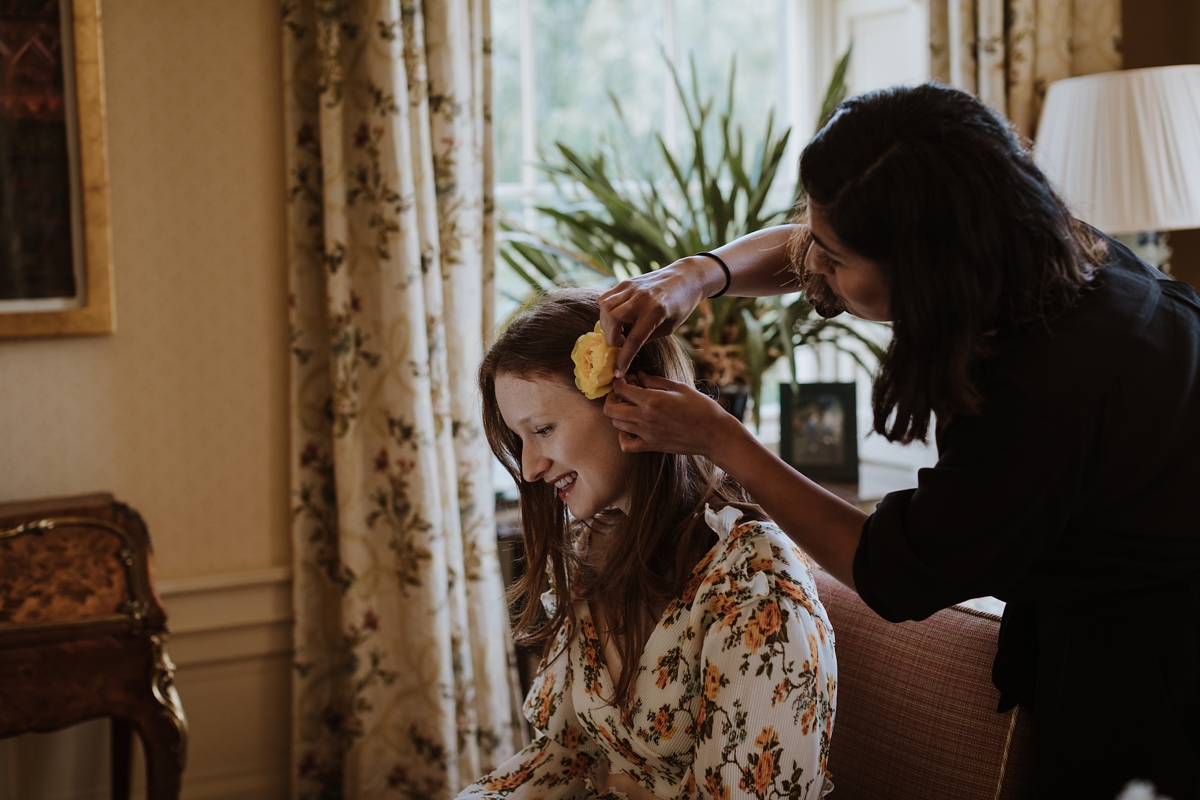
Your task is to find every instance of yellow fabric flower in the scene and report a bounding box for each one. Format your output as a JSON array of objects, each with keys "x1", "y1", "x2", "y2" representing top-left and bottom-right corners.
[{"x1": 571, "y1": 322, "x2": 621, "y2": 399}]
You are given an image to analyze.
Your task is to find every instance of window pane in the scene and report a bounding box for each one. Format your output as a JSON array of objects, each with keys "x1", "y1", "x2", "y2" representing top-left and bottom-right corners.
[
  {"x1": 674, "y1": 0, "x2": 781, "y2": 161},
  {"x1": 492, "y1": 0, "x2": 800, "y2": 315},
  {"x1": 532, "y1": 0, "x2": 664, "y2": 179},
  {"x1": 675, "y1": 0, "x2": 793, "y2": 209},
  {"x1": 836, "y1": 0, "x2": 930, "y2": 94},
  {"x1": 492, "y1": 0, "x2": 521, "y2": 186}
]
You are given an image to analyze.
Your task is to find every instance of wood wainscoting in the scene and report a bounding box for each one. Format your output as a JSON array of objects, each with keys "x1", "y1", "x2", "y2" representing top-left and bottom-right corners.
[{"x1": 0, "y1": 569, "x2": 294, "y2": 800}]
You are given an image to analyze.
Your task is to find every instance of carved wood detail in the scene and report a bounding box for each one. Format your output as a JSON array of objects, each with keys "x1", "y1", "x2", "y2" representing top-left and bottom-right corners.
[{"x1": 0, "y1": 493, "x2": 187, "y2": 800}]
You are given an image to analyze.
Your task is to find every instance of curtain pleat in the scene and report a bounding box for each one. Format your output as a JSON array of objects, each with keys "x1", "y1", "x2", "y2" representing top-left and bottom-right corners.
[
  {"x1": 283, "y1": 1, "x2": 521, "y2": 797},
  {"x1": 1006, "y1": 0, "x2": 1037, "y2": 136},
  {"x1": 929, "y1": 0, "x2": 951, "y2": 85},
  {"x1": 948, "y1": 0, "x2": 978, "y2": 95},
  {"x1": 930, "y1": 0, "x2": 1122, "y2": 139},
  {"x1": 1073, "y1": 0, "x2": 1123, "y2": 76},
  {"x1": 976, "y1": 0, "x2": 1007, "y2": 112}
]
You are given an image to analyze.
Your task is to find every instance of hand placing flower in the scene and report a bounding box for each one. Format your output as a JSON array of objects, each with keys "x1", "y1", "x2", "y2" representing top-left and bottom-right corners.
[{"x1": 572, "y1": 322, "x2": 621, "y2": 399}]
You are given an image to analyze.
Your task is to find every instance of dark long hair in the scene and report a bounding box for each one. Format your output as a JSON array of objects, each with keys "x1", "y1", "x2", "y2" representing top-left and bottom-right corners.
[
  {"x1": 797, "y1": 83, "x2": 1106, "y2": 443},
  {"x1": 479, "y1": 288, "x2": 762, "y2": 705}
]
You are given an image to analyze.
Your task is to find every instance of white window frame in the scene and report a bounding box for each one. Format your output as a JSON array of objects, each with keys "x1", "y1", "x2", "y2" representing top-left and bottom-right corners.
[
  {"x1": 502, "y1": 0, "x2": 839, "y2": 227},
  {"x1": 497, "y1": 0, "x2": 940, "y2": 498}
]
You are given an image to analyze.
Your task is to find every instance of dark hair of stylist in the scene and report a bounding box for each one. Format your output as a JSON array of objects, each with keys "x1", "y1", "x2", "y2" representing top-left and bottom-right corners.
[{"x1": 598, "y1": 83, "x2": 1200, "y2": 798}]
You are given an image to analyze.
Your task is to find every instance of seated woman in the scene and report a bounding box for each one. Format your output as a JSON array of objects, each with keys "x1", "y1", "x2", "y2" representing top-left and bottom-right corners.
[{"x1": 465, "y1": 288, "x2": 836, "y2": 800}]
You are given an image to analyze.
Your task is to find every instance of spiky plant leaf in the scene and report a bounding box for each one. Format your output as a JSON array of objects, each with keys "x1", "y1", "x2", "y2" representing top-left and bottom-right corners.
[{"x1": 500, "y1": 48, "x2": 870, "y2": 427}]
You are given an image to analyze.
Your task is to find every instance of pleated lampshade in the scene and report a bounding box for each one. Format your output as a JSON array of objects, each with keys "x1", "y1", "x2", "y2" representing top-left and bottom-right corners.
[{"x1": 1034, "y1": 65, "x2": 1200, "y2": 235}]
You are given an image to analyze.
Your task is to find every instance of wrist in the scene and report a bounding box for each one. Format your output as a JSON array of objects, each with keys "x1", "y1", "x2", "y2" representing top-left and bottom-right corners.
[
  {"x1": 680, "y1": 254, "x2": 728, "y2": 299},
  {"x1": 699, "y1": 402, "x2": 746, "y2": 462},
  {"x1": 705, "y1": 414, "x2": 761, "y2": 477}
]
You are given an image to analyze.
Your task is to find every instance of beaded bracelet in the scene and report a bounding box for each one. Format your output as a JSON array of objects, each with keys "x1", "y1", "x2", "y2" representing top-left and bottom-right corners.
[{"x1": 696, "y1": 252, "x2": 732, "y2": 298}]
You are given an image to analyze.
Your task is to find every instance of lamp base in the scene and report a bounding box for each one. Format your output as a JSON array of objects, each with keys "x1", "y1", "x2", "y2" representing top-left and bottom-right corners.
[{"x1": 1114, "y1": 231, "x2": 1172, "y2": 276}]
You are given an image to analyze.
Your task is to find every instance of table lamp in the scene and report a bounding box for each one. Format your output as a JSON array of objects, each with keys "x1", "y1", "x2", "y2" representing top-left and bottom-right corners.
[{"x1": 1034, "y1": 65, "x2": 1200, "y2": 273}]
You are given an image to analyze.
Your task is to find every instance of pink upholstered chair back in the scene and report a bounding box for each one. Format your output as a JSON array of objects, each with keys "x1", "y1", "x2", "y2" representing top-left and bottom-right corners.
[{"x1": 815, "y1": 570, "x2": 1034, "y2": 800}]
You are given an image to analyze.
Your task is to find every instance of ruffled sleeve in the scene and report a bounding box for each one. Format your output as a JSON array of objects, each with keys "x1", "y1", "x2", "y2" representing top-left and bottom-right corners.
[
  {"x1": 688, "y1": 522, "x2": 837, "y2": 800},
  {"x1": 704, "y1": 504, "x2": 744, "y2": 541}
]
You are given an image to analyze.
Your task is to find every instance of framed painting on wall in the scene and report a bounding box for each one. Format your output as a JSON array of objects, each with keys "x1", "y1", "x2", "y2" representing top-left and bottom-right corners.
[
  {"x1": 0, "y1": 0, "x2": 114, "y2": 338},
  {"x1": 779, "y1": 382, "x2": 859, "y2": 482}
]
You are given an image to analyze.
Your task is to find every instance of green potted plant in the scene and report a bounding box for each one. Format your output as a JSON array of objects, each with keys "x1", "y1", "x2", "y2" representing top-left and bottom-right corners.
[{"x1": 500, "y1": 51, "x2": 883, "y2": 427}]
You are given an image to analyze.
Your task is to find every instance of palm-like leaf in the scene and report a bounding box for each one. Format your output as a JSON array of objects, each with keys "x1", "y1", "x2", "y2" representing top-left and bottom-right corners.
[{"x1": 500, "y1": 48, "x2": 878, "y2": 427}]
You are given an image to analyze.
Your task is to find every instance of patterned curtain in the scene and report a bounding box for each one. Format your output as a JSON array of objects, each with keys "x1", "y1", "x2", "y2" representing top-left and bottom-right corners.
[
  {"x1": 930, "y1": 0, "x2": 1122, "y2": 138},
  {"x1": 282, "y1": 0, "x2": 522, "y2": 797}
]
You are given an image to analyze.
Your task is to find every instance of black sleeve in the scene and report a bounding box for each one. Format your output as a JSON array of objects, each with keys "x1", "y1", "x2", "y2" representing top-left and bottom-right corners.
[{"x1": 851, "y1": 361, "x2": 1099, "y2": 622}]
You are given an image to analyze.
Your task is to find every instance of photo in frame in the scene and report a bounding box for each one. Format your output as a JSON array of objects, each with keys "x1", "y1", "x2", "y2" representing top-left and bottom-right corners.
[
  {"x1": 779, "y1": 382, "x2": 859, "y2": 482},
  {"x1": 0, "y1": 0, "x2": 114, "y2": 338}
]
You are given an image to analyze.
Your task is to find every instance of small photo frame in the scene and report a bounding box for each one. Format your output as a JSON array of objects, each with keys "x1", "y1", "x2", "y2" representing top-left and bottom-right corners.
[{"x1": 780, "y1": 382, "x2": 858, "y2": 482}]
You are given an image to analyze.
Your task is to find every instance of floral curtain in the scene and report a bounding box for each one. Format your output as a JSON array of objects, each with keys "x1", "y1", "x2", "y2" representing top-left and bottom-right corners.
[
  {"x1": 282, "y1": 0, "x2": 522, "y2": 797},
  {"x1": 930, "y1": 0, "x2": 1122, "y2": 138}
]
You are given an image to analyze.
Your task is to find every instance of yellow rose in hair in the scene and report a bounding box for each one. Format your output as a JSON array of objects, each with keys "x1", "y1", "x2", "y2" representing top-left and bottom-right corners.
[{"x1": 571, "y1": 322, "x2": 621, "y2": 399}]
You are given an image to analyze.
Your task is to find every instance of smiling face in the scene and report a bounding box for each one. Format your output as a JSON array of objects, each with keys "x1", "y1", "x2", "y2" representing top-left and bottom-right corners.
[
  {"x1": 495, "y1": 371, "x2": 636, "y2": 519},
  {"x1": 804, "y1": 199, "x2": 893, "y2": 322}
]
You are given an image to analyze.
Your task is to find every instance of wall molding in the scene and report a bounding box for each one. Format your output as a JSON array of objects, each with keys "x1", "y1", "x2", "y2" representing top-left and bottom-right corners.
[
  {"x1": 172, "y1": 765, "x2": 290, "y2": 800},
  {"x1": 158, "y1": 567, "x2": 293, "y2": 668},
  {"x1": 158, "y1": 566, "x2": 292, "y2": 598},
  {"x1": 145, "y1": 567, "x2": 294, "y2": 800}
]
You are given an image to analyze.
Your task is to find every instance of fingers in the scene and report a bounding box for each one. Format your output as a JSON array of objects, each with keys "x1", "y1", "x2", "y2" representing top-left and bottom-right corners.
[
  {"x1": 598, "y1": 284, "x2": 636, "y2": 347},
  {"x1": 607, "y1": 376, "x2": 653, "y2": 407},
  {"x1": 599, "y1": 282, "x2": 670, "y2": 376},
  {"x1": 618, "y1": 315, "x2": 672, "y2": 378},
  {"x1": 633, "y1": 372, "x2": 683, "y2": 391},
  {"x1": 618, "y1": 431, "x2": 648, "y2": 453},
  {"x1": 604, "y1": 382, "x2": 646, "y2": 419},
  {"x1": 600, "y1": 265, "x2": 709, "y2": 374},
  {"x1": 605, "y1": 382, "x2": 658, "y2": 445},
  {"x1": 605, "y1": 375, "x2": 717, "y2": 457},
  {"x1": 597, "y1": 279, "x2": 633, "y2": 305},
  {"x1": 603, "y1": 307, "x2": 663, "y2": 378},
  {"x1": 607, "y1": 407, "x2": 648, "y2": 452}
]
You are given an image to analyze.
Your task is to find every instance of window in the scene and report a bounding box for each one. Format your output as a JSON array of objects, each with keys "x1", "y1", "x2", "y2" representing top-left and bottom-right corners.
[
  {"x1": 495, "y1": 1, "x2": 796, "y2": 229},
  {"x1": 492, "y1": 0, "x2": 931, "y2": 225},
  {"x1": 491, "y1": 0, "x2": 938, "y2": 500}
]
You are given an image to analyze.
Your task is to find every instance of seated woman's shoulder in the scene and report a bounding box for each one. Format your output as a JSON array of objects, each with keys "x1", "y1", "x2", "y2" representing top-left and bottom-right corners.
[
  {"x1": 731, "y1": 516, "x2": 807, "y2": 550},
  {"x1": 701, "y1": 516, "x2": 827, "y2": 620},
  {"x1": 727, "y1": 518, "x2": 814, "y2": 574}
]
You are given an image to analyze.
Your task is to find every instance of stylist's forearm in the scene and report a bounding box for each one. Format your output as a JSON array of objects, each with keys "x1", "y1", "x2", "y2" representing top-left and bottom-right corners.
[
  {"x1": 710, "y1": 225, "x2": 804, "y2": 296},
  {"x1": 708, "y1": 417, "x2": 865, "y2": 588}
]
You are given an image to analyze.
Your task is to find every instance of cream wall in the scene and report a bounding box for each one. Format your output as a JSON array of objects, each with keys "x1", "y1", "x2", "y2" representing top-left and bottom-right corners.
[
  {"x1": 0, "y1": 0, "x2": 291, "y2": 580},
  {"x1": 0, "y1": 2, "x2": 294, "y2": 798}
]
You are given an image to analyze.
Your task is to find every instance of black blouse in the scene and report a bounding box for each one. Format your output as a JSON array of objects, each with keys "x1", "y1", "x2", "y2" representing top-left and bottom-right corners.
[{"x1": 852, "y1": 237, "x2": 1200, "y2": 798}]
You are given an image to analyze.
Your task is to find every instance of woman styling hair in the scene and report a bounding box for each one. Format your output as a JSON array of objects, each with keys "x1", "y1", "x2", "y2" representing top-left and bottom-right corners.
[
  {"x1": 599, "y1": 83, "x2": 1200, "y2": 798},
  {"x1": 462, "y1": 288, "x2": 837, "y2": 800}
]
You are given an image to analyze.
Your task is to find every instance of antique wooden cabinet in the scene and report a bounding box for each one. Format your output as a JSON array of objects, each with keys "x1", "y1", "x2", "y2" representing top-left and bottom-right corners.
[{"x1": 0, "y1": 493, "x2": 187, "y2": 799}]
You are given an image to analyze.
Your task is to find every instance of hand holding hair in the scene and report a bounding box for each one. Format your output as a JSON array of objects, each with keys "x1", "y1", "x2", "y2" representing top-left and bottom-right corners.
[
  {"x1": 598, "y1": 264, "x2": 713, "y2": 379},
  {"x1": 605, "y1": 370, "x2": 864, "y2": 588},
  {"x1": 604, "y1": 373, "x2": 737, "y2": 457},
  {"x1": 598, "y1": 227, "x2": 803, "y2": 378}
]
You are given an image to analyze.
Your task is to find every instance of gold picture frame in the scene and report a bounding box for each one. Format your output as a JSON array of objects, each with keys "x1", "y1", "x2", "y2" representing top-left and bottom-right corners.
[{"x1": 0, "y1": 0, "x2": 114, "y2": 338}]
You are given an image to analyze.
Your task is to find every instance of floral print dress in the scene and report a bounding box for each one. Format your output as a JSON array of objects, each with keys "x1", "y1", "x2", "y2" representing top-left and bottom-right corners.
[{"x1": 458, "y1": 506, "x2": 837, "y2": 800}]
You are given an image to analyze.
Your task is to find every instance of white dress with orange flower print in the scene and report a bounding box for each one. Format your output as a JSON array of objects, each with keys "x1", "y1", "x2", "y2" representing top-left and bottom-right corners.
[{"x1": 457, "y1": 507, "x2": 837, "y2": 800}]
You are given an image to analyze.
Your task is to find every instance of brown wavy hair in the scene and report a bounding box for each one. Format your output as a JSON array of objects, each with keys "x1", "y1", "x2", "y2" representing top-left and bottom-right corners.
[
  {"x1": 795, "y1": 83, "x2": 1106, "y2": 443},
  {"x1": 479, "y1": 287, "x2": 763, "y2": 705}
]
